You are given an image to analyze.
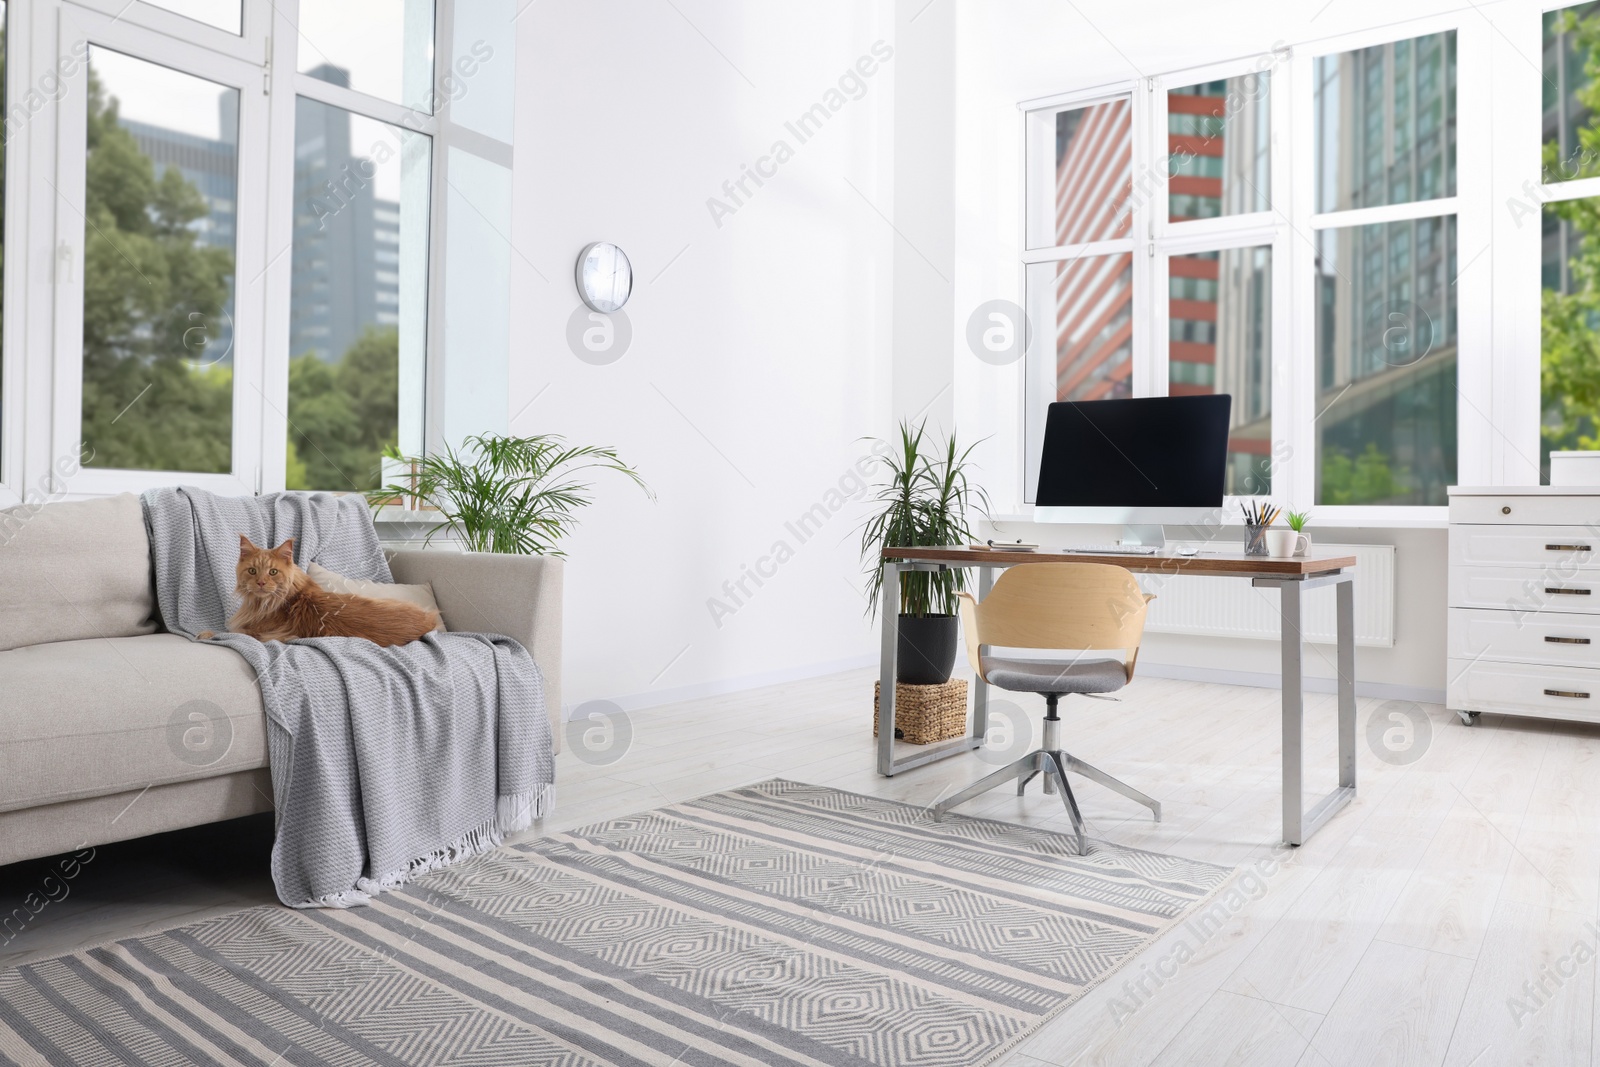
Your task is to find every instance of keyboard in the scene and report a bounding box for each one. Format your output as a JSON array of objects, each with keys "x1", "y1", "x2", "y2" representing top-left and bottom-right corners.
[{"x1": 1060, "y1": 543, "x2": 1160, "y2": 556}]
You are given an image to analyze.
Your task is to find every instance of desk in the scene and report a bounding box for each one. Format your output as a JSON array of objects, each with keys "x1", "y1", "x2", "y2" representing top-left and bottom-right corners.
[{"x1": 878, "y1": 546, "x2": 1360, "y2": 846}]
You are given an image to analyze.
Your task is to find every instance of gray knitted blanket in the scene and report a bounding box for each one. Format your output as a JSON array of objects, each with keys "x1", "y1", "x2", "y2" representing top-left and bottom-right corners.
[{"x1": 142, "y1": 487, "x2": 554, "y2": 908}]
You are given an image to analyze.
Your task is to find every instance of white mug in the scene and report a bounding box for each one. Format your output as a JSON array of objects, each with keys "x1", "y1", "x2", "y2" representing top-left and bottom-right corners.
[{"x1": 1265, "y1": 528, "x2": 1309, "y2": 558}]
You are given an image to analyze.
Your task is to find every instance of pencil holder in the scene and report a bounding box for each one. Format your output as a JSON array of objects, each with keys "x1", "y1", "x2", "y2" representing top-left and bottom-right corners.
[{"x1": 1244, "y1": 523, "x2": 1269, "y2": 556}]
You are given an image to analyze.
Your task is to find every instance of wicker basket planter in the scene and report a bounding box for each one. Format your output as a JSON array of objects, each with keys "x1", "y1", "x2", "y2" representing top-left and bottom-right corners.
[{"x1": 873, "y1": 679, "x2": 968, "y2": 745}]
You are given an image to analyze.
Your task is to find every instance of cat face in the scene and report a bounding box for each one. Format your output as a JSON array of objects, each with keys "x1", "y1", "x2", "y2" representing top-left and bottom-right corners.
[{"x1": 236, "y1": 535, "x2": 299, "y2": 601}]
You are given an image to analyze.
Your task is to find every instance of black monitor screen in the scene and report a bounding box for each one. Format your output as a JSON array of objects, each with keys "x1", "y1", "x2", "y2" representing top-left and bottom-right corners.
[{"x1": 1036, "y1": 395, "x2": 1232, "y2": 508}]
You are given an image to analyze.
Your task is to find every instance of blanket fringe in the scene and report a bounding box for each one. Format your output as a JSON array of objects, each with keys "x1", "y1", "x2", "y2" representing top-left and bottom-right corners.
[
  {"x1": 291, "y1": 783, "x2": 556, "y2": 909},
  {"x1": 497, "y1": 782, "x2": 555, "y2": 834}
]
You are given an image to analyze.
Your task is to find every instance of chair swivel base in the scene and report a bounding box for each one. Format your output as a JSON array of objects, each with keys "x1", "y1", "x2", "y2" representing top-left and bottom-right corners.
[{"x1": 930, "y1": 748, "x2": 1161, "y2": 854}]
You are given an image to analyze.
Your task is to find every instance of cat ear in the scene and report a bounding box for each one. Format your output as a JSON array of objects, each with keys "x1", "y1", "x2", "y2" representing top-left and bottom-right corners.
[
  {"x1": 272, "y1": 538, "x2": 295, "y2": 561},
  {"x1": 238, "y1": 534, "x2": 257, "y2": 557}
]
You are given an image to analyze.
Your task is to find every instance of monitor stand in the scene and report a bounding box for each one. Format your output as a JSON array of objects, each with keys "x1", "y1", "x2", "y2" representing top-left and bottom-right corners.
[{"x1": 1120, "y1": 524, "x2": 1166, "y2": 550}]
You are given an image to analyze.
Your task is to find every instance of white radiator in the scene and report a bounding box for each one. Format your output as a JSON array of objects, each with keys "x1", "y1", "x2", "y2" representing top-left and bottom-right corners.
[{"x1": 1139, "y1": 544, "x2": 1395, "y2": 648}]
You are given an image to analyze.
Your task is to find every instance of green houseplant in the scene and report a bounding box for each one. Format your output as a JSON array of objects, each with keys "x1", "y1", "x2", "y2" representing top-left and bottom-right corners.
[
  {"x1": 859, "y1": 420, "x2": 988, "y2": 684},
  {"x1": 368, "y1": 433, "x2": 651, "y2": 555}
]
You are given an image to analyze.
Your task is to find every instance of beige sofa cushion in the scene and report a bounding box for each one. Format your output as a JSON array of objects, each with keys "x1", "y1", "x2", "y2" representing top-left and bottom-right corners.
[
  {"x1": 0, "y1": 493, "x2": 157, "y2": 652},
  {"x1": 0, "y1": 633, "x2": 268, "y2": 812},
  {"x1": 307, "y1": 562, "x2": 446, "y2": 632}
]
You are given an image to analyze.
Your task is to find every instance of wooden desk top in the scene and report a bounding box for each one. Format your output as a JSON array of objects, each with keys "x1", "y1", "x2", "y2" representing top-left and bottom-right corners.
[{"x1": 881, "y1": 544, "x2": 1357, "y2": 579}]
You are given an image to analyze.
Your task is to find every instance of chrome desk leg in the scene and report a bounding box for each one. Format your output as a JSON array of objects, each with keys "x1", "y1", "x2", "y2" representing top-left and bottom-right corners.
[
  {"x1": 972, "y1": 566, "x2": 994, "y2": 740},
  {"x1": 1280, "y1": 579, "x2": 1304, "y2": 846},
  {"x1": 877, "y1": 562, "x2": 899, "y2": 777},
  {"x1": 1337, "y1": 575, "x2": 1357, "y2": 793}
]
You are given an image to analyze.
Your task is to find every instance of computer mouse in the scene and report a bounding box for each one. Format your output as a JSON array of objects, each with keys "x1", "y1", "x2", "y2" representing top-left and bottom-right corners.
[{"x1": 1177, "y1": 545, "x2": 1199, "y2": 556}]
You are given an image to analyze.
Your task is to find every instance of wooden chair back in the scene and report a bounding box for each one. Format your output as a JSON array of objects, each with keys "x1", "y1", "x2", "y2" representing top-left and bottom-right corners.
[{"x1": 956, "y1": 562, "x2": 1153, "y2": 683}]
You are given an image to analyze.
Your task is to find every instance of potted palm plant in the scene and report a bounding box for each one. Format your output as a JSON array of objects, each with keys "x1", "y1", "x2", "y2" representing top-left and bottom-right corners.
[
  {"x1": 860, "y1": 421, "x2": 988, "y2": 684},
  {"x1": 367, "y1": 433, "x2": 651, "y2": 555}
]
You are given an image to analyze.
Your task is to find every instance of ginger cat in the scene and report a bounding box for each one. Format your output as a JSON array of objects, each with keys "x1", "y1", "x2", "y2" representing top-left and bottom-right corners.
[{"x1": 198, "y1": 535, "x2": 439, "y2": 647}]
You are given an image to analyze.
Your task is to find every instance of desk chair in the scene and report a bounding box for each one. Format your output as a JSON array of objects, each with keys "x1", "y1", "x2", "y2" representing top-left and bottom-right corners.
[{"x1": 931, "y1": 562, "x2": 1161, "y2": 851}]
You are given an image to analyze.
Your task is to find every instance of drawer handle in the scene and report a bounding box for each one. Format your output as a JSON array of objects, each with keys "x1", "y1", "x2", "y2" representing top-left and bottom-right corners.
[
  {"x1": 1546, "y1": 587, "x2": 1592, "y2": 596},
  {"x1": 1545, "y1": 636, "x2": 1593, "y2": 645},
  {"x1": 1545, "y1": 689, "x2": 1591, "y2": 699},
  {"x1": 1547, "y1": 544, "x2": 1592, "y2": 552}
]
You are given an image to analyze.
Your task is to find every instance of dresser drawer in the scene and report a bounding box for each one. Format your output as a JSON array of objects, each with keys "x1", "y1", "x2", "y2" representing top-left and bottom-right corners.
[
  {"x1": 1448, "y1": 607, "x2": 1600, "y2": 667},
  {"x1": 1450, "y1": 525, "x2": 1600, "y2": 572},
  {"x1": 1450, "y1": 494, "x2": 1600, "y2": 526},
  {"x1": 1449, "y1": 568, "x2": 1600, "y2": 614},
  {"x1": 1448, "y1": 658, "x2": 1600, "y2": 723}
]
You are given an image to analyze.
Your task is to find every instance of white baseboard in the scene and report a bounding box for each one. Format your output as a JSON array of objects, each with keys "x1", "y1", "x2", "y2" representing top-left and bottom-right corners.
[
  {"x1": 1137, "y1": 661, "x2": 1446, "y2": 705},
  {"x1": 565, "y1": 654, "x2": 877, "y2": 721}
]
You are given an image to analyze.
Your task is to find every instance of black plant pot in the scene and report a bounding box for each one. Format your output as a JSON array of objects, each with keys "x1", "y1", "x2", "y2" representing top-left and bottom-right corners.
[{"x1": 897, "y1": 613, "x2": 958, "y2": 685}]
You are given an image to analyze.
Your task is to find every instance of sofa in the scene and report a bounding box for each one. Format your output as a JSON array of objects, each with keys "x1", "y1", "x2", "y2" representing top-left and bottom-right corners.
[{"x1": 0, "y1": 494, "x2": 563, "y2": 869}]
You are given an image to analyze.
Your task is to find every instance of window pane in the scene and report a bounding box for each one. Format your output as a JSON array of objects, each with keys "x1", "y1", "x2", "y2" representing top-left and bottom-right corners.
[
  {"x1": 1168, "y1": 75, "x2": 1270, "y2": 222},
  {"x1": 81, "y1": 48, "x2": 238, "y2": 474},
  {"x1": 1170, "y1": 247, "x2": 1272, "y2": 494},
  {"x1": 1026, "y1": 98, "x2": 1132, "y2": 248},
  {"x1": 1544, "y1": 4, "x2": 1600, "y2": 183},
  {"x1": 1027, "y1": 255, "x2": 1133, "y2": 402},
  {"x1": 141, "y1": 0, "x2": 240, "y2": 34},
  {"x1": 448, "y1": 0, "x2": 515, "y2": 142},
  {"x1": 298, "y1": 0, "x2": 435, "y2": 108},
  {"x1": 1314, "y1": 31, "x2": 1456, "y2": 213},
  {"x1": 288, "y1": 98, "x2": 430, "y2": 491},
  {"x1": 1315, "y1": 217, "x2": 1457, "y2": 506},
  {"x1": 1541, "y1": 198, "x2": 1600, "y2": 480}
]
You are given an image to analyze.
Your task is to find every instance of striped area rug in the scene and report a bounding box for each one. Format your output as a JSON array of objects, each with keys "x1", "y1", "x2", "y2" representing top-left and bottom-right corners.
[{"x1": 0, "y1": 780, "x2": 1234, "y2": 1066}]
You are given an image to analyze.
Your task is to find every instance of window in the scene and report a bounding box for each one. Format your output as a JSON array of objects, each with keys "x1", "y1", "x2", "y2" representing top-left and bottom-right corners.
[
  {"x1": 297, "y1": 1, "x2": 436, "y2": 106},
  {"x1": 1544, "y1": 3, "x2": 1600, "y2": 183},
  {"x1": 1312, "y1": 31, "x2": 1458, "y2": 507},
  {"x1": 142, "y1": 0, "x2": 240, "y2": 34},
  {"x1": 1026, "y1": 97, "x2": 1132, "y2": 249},
  {"x1": 79, "y1": 48, "x2": 240, "y2": 475},
  {"x1": 0, "y1": 0, "x2": 517, "y2": 501},
  {"x1": 1315, "y1": 32, "x2": 1456, "y2": 213},
  {"x1": 286, "y1": 100, "x2": 429, "y2": 491},
  {"x1": 1168, "y1": 75, "x2": 1270, "y2": 222},
  {"x1": 1028, "y1": 255, "x2": 1134, "y2": 403},
  {"x1": 1315, "y1": 218, "x2": 1457, "y2": 505},
  {"x1": 1168, "y1": 247, "x2": 1273, "y2": 495}
]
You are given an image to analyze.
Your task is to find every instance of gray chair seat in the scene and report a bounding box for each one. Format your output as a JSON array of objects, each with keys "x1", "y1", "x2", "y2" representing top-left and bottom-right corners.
[{"x1": 982, "y1": 656, "x2": 1127, "y2": 695}]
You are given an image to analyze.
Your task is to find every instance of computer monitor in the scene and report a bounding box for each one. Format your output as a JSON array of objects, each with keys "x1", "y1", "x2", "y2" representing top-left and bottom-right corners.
[{"x1": 1034, "y1": 395, "x2": 1232, "y2": 546}]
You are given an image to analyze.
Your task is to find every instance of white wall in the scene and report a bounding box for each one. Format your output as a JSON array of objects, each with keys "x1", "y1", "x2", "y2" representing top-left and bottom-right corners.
[{"x1": 511, "y1": 1, "x2": 905, "y2": 712}]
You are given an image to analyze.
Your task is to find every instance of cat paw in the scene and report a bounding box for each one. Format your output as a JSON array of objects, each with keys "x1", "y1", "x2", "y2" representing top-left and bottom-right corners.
[{"x1": 196, "y1": 631, "x2": 215, "y2": 640}]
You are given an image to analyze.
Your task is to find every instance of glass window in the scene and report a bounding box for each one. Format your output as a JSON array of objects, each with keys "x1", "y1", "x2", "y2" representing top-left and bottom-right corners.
[
  {"x1": 141, "y1": 0, "x2": 241, "y2": 34},
  {"x1": 1541, "y1": 198, "x2": 1600, "y2": 481},
  {"x1": 298, "y1": 0, "x2": 436, "y2": 107},
  {"x1": 1027, "y1": 255, "x2": 1134, "y2": 402},
  {"x1": 1168, "y1": 75, "x2": 1270, "y2": 222},
  {"x1": 1169, "y1": 247, "x2": 1272, "y2": 495},
  {"x1": 448, "y1": 0, "x2": 515, "y2": 141},
  {"x1": 1314, "y1": 31, "x2": 1456, "y2": 213},
  {"x1": 287, "y1": 98, "x2": 430, "y2": 491},
  {"x1": 80, "y1": 48, "x2": 239, "y2": 474},
  {"x1": 1544, "y1": 4, "x2": 1600, "y2": 183},
  {"x1": 1315, "y1": 217, "x2": 1457, "y2": 505},
  {"x1": 1026, "y1": 98, "x2": 1133, "y2": 248}
]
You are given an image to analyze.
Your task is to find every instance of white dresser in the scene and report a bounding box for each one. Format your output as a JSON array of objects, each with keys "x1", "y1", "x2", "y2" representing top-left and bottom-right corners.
[{"x1": 1448, "y1": 486, "x2": 1600, "y2": 726}]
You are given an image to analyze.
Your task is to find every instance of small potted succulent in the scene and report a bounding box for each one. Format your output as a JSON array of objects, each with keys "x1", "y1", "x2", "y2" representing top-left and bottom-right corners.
[
  {"x1": 860, "y1": 421, "x2": 988, "y2": 684},
  {"x1": 1286, "y1": 509, "x2": 1311, "y2": 557}
]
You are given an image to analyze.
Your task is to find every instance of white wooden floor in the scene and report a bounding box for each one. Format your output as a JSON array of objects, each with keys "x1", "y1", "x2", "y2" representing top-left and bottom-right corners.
[{"x1": 4, "y1": 667, "x2": 1598, "y2": 1066}]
